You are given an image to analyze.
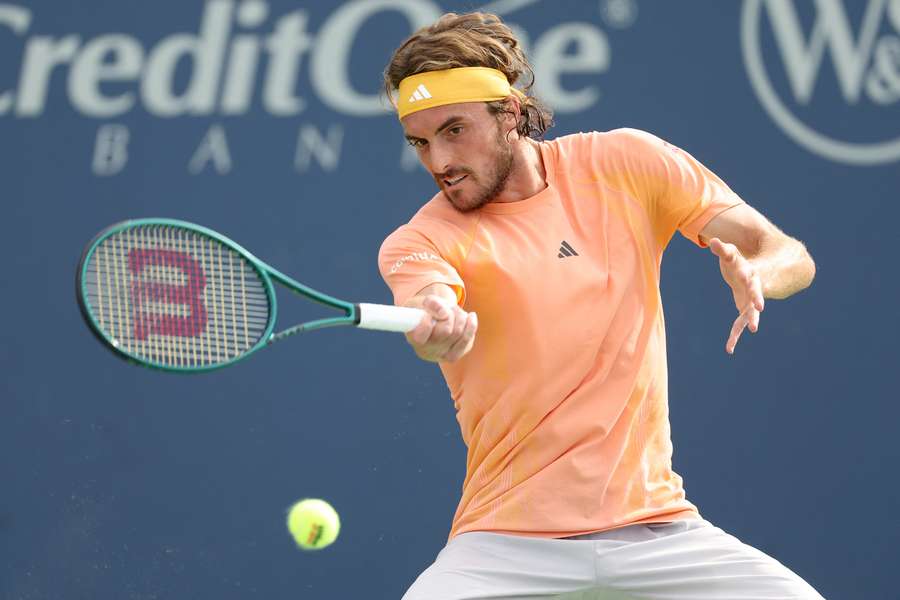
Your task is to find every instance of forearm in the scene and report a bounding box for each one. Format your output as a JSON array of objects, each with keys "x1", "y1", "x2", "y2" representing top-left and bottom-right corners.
[{"x1": 748, "y1": 238, "x2": 816, "y2": 300}]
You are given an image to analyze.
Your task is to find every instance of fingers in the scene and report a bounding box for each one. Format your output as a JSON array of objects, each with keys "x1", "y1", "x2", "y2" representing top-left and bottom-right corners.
[
  {"x1": 444, "y1": 312, "x2": 478, "y2": 362},
  {"x1": 710, "y1": 239, "x2": 767, "y2": 354},
  {"x1": 751, "y1": 272, "x2": 765, "y2": 312},
  {"x1": 406, "y1": 295, "x2": 478, "y2": 362},
  {"x1": 748, "y1": 303, "x2": 760, "y2": 333},
  {"x1": 726, "y1": 313, "x2": 745, "y2": 355},
  {"x1": 712, "y1": 240, "x2": 765, "y2": 313},
  {"x1": 407, "y1": 311, "x2": 436, "y2": 346},
  {"x1": 726, "y1": 304, "x2": 760, "y2": 354},
  {"x1": 422, "y1": 295, "x2": 452, "y2": 321},
  {"x1": 709, "y1": 238, "x2": 737, "y2": 263},
  {"x1": 408, "y1": 295, "x2": 452, "y2": 344},
  {"x1": 738, "y1": 264, "x2": 765, "y2": 313}
]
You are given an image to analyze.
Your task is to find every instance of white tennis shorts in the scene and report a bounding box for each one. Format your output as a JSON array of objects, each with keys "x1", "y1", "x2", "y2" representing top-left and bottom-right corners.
[{"x1": 402, "y1": 520, "x2": 824, "y2": 599}]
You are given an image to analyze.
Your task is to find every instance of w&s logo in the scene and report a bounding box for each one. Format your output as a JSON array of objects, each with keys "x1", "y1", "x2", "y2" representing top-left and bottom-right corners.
[{"x1": 742, "y1": 0, "x2": 900, "y2": 165}]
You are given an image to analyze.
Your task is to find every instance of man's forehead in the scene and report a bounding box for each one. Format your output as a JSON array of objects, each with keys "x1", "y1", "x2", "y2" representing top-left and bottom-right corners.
[{"x1": 401, "y1": 102, "x2": 488, "y2": 136}]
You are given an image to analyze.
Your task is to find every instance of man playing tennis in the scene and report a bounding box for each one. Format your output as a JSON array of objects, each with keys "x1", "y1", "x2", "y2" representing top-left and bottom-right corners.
[{"x1": 379, "y1": 12, "x2": 822, "y2": 600}]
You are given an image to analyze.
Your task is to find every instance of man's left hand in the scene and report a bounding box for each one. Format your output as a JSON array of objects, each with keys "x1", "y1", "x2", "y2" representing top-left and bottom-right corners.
[{"x1": 708, "y1": 237, "x2": 765, "y2": 354}]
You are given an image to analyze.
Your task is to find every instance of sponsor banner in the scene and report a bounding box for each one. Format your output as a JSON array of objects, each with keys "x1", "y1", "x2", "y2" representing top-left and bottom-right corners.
[
  {"x1": 742, "y1": 0, "x2": 900, "y2": 165},
  {"x1": 0, "y1": 0, "x2": 644, "y2": 175}
]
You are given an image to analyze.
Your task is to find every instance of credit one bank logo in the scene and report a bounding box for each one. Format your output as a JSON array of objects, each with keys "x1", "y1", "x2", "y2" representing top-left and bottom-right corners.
[
  {"x1": 0, "y1": 0, "x2": 634, "y2": 175},
  {"x1": 742, "y1": 0, "x2": 900, "y2": 165}
]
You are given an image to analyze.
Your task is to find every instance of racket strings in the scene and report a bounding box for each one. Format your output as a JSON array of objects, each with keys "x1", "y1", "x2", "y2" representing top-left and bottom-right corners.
[{"x1": 83, "y1": 225, "x2": 270, "y2": 368}]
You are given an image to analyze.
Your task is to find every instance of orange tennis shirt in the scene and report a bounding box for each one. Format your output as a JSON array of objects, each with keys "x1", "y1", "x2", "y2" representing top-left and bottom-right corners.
[{"x1": 379, "y1": 128, "x2": 744, "y2": 539}]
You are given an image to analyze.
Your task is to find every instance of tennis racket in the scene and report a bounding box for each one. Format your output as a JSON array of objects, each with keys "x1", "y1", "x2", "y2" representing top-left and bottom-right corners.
[{"x1": 76, "y1": 218, "x2": 425, "y2": 373}]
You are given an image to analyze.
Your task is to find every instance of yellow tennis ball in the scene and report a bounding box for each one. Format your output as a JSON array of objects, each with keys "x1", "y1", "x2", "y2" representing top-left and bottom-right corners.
[{"x1": 286, "y1": 498, "x2": 340, "y2": 550}]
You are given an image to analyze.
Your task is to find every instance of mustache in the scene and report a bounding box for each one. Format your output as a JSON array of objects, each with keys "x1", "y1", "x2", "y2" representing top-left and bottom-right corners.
[{"x1": 434, "y1": 167, "x2": 472, "y2": 180}]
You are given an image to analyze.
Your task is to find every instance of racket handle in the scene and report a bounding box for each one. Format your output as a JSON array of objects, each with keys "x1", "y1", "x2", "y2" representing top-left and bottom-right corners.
[{"x1": 355, "y1": 303, "x2": 426, "y2": 333}]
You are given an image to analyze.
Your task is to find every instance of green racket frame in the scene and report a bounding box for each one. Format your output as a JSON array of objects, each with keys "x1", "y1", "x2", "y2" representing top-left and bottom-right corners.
[{"x1": 77, "y1": 218, "x2": 365, "y2": 373}]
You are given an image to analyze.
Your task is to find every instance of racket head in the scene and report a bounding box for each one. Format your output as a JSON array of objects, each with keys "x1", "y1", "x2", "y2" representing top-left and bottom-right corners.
[{"x1": 76, "y1": 219, "x2": 277, "y2": 372}]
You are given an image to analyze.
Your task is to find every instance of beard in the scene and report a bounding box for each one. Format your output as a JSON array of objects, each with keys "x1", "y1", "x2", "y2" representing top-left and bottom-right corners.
[{"x1": 440, "y1": 131, "x2": 515, "y2": 213}]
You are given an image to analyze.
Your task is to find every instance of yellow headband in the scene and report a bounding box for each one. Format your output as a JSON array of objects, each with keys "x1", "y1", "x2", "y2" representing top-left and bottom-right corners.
[{"x1": 397, "y1": 67, "x2": 524, "y2": 119}]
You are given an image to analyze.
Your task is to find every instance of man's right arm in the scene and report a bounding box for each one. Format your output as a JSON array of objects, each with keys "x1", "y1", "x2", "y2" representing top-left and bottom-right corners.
[{"x1": 403, "y1": 283, "x2": 478, "y2": 363}]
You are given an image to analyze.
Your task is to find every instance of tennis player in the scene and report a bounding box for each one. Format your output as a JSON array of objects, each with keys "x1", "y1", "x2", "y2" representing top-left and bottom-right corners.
[{"x1": 379, "y1": 12, "x2": 822, "y2": 600}]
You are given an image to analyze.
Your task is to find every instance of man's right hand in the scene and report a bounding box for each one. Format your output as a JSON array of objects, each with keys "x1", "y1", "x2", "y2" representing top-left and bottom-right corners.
[{"x1": 405, "y1": 293, "x2": 477, "y2": 363}]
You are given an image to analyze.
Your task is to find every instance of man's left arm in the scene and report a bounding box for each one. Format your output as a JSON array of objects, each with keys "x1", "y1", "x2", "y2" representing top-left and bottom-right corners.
[{"x1": 699, "y1": 203, "x2": 816, "y2": 354}]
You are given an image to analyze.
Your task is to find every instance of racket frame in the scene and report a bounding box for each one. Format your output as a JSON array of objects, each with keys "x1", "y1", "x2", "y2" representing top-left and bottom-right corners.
[{"x1": 76, "y1": 218, "x2": 360, "y2": 373}]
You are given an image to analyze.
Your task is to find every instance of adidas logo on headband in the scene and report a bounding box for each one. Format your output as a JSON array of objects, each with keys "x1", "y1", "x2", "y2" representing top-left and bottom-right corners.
[
  {"x1": 408, "y1": 84, "x2": 432, "y2": 103},
  {"x1": 397, "y1": 67, "x2": 518, "y2": 119}
]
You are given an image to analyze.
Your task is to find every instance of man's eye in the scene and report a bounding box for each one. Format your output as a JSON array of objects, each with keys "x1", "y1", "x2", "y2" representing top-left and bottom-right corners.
[
  {"x1": 408, "y1": 139, "x2": 427, "y2": 148},
  {"x1": 448, "y1": 126, "x2": 463, "y2": 136}
]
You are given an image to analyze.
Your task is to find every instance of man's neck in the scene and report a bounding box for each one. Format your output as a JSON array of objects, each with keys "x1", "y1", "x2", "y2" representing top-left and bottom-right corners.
[{"x1": 493, "y1": 138, "x2": 547, "y2": 203}]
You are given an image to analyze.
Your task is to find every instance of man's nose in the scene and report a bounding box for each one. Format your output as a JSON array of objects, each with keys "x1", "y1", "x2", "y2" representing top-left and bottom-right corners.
[{"x1": 428, "y1": 142, "x2": 453, "y2": 176}]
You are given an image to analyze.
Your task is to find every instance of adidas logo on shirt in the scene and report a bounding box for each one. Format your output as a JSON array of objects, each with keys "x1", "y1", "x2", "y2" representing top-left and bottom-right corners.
[
  {"x1": 558, "y1": 240, "x2": 579, "y2": 258},
  {"x1": 408, "y1": 84, "x2": 433, "y2": 103}
]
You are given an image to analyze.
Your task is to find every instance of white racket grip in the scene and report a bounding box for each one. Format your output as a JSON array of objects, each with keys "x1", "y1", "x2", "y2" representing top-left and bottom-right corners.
[{"x1": 356, "y1": 303, "x2": 426, "y2": 333}]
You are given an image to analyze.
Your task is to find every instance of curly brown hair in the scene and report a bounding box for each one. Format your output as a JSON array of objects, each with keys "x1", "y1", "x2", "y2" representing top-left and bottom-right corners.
[{"x1": 383, "y1": 12, "x2": 554, "y2": 140}]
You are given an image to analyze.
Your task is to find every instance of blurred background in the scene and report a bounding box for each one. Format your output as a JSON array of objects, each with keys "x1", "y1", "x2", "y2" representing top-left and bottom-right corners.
[{"x1": 1, "y1": 0, "x2": 898, "y2": 598}]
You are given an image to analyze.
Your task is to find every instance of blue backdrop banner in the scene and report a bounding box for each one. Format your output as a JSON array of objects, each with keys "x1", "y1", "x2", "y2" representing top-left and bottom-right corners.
[{"x1": 1, "y1": 1, "x2": 898, "y2": 598}]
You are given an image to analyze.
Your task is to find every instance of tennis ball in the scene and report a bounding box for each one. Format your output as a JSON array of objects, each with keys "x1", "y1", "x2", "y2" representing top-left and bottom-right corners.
[{"x1": 286, "y1": 498, "x2": 340, "y2": 550}]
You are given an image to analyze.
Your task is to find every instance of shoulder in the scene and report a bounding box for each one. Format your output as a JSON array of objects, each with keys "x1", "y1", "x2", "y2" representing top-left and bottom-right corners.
[
  {"x1": 379, "y1": 193, "x2": 476, "y2": 257},
  {"x1": 542, "y1": 128, "x2": 669, "y2": 170}
]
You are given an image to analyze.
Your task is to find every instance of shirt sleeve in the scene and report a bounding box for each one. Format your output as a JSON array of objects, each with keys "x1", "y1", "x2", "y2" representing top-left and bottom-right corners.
[
  {"x1": 378, "y1": 224, "x2": 466, "y2": 307},
  {"x1": 610, "y1": 129, "x2": 745, "y2": 248}
]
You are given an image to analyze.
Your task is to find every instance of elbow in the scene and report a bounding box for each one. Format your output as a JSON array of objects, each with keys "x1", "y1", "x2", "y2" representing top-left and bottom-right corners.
[
  {"x1": 765, "y1": 241, "x2": 816, "y2": 299},
  {"x1": 793, "y1": 245, "x2": 816, "y2": 295},
  {"x1": 799, "y1": 254, "x2": 816, "y2": 292},
  {"x1": 806, "y1": 253, "x2": 816, "y2": 287},
  {"x1": 801, "y1": 243, "x2": 816, "y2": 289}
]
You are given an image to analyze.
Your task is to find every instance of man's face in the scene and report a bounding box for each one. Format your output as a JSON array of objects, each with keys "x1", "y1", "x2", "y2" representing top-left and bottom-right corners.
[{"x1": 402, "y1": 102, "x2": 515, "y2": 212}]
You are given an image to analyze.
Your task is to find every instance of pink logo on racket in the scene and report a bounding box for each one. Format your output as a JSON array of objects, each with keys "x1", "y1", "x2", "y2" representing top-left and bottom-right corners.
[{"x1": 128, "y1": 248, "x2": 208, "y2": 340}]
